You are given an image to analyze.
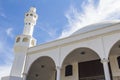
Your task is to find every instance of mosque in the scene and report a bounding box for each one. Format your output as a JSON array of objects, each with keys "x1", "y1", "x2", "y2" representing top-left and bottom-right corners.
[{"x1": 2, "y1": 7, "x2": 120, "y2": 80}]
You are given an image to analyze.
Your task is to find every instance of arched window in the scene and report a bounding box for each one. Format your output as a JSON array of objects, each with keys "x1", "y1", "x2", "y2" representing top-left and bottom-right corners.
[
  {"x1": 16, "y1": 37, "x2": 20, "y2": 43},
  {"x1": 29, "y1": 23, "x2": 31, "y2": 25},
  {"x1": 31, "y1": 40, "x2": 34, "y2": 46},
  {"x1": 65, "y1": 65, "x2": 73, "y2": 76},
  {"x1": 23, "y1": 37, "x2": 29, "y2": 42},
  {"x1": 26, "y1": 14, "x2": 29, "y2": 16},
  {"x1": 30, "y1": 14, "x2": 33, "y2": 16},
  {"x1": 117, "y1": 56, "x2": 120, "y2": 68},
  {"x1": 34, "y1": 15, "x2": 36, "y2": 18}
]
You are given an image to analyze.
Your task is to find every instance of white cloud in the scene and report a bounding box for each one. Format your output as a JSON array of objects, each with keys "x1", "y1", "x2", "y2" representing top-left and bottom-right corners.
[
  {"x1": 6, "y1": 28, "x2": 14, "y2": 38},
  {"x1": 0, "y1": 34, "x2": 13, "y2": 80},
  {"x1": 0, "y1": 65, "x2": 12, "y2": 80},
  {"x1": 0, "y1": 40, "x2": 13, "y2": 79},
  {"x1": 0, "y1": 42, "x2": 13, "y2": 80},
  {"x1": 41, "y1": 26, "x2": 57, "y2": 38},
  {"x1": 36, "y1": 23, "x2": 58, "y2": 41},
  {"x1": 60, "y1": 0, "x2": 120, "y2": 38}
]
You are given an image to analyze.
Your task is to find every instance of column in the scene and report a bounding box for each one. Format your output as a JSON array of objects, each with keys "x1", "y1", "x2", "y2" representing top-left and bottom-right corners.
[
  {"x1": 22, "y1": 73, "x2": 27, "y2": 80},
  {"x1": 101, "y1": 58, "x2": 111, "y2": 80},
  {"x1": 56, "y1": 66, "x2": 61, "y2": 80}
]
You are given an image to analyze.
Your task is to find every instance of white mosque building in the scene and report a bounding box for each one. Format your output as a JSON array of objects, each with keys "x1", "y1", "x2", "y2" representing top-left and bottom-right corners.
[{"x1": 2, "y1": 7, "x2": 120, "y2": 80}]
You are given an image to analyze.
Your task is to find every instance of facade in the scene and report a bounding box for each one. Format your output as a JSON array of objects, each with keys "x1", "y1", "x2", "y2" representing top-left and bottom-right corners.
[{"x1": 2, "y1": 7, "x2": 120, "y2": 80}]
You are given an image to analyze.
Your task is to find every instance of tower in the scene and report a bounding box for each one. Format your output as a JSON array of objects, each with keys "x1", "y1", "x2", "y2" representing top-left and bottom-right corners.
[
  {"x1": 10, "y1": 7, "x2": 38, "y2": 78},
  {"x1": 23, "y1": 7, "x2": 38, "y2": 36},
  {"x1": 14, "y1": 7, "x2": 38, "y2": 49}
]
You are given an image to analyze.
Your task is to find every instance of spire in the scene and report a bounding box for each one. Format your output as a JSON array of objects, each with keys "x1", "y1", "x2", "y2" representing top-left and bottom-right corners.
[{"x1": 23, "y1": 7, "x2": 38, "y2": 36}]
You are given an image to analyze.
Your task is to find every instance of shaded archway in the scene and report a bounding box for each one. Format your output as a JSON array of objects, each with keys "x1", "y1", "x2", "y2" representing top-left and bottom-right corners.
[
  {"x1": 62, "y1": 47, "x2": 105, "y2": 80},
  {"x1": 26, "y1": 56, "x2": 56, "y2": 80},
  {"x1": 109, "y1": 40, "x2": 120, "y2": 80}
]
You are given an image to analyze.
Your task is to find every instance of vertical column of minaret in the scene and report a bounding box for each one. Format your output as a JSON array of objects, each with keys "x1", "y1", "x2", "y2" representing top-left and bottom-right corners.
[{"x1": 10, "y1": 7, "x2": 38, "y2": 78}]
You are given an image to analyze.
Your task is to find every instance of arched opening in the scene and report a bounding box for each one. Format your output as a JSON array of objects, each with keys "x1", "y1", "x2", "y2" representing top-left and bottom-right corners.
[
  {"x1": 23, "y1": 37, "x2": 29, "y2": 42},
  {"x1": 16, "y1": 37, "x2": 20, "y2": 43},
  {"x1": 109, "y1": 40, "x2": 120, "y2": 80},
  {"x1": 31, "y1": 40, "x2": 35, "y2": 46},
  {"x1": 62, "y1": 48, "x2": 105, "y2": 80},
  {"x1": 65, "y1": 65, "x2": 73, "y2": 76},
  {"x1": 26, "y1": 56, "x2": 56, "y2": 80}
]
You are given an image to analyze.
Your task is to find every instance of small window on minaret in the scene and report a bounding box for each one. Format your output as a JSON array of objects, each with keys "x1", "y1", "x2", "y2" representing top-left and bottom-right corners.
[
  {"x1": 16, "y1": 37, "x2": 20, "y2": 43},
  {"x1": 23, "y1": 37, "x2": 29, "y2": 42},
  {"x1": 30, "y1": 14, "x2": 33, "y2": 16},
  {"x1": 34, "y1": 15, "x2": 36, "y2": 18},
  {"x1": 31, "y1": 40, "x2": 34, "y2": 46},
  {"x1": 26, "y1": 14, "x2": 29, "y2": 16}
]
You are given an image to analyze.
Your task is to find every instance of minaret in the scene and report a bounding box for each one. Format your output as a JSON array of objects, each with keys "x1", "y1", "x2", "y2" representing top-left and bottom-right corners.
[
  {"x1": 15, "y1": 7, "x2": 38, "y2": 49},
  {"x1": 10, "y1": 7, "x2": 38, "y2": 78},
  {"x1": 23, "y1": 7, "x2": 38, "y2": 36}
]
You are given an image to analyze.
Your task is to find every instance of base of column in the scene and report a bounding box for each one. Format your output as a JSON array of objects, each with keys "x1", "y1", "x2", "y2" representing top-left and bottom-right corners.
[{"x1": 1, "y1": 76, "x2": 22, "y2": 80}]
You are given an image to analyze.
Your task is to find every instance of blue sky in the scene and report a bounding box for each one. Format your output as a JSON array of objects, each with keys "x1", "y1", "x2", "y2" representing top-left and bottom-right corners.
[{"x1": 1, "y1": 0, "x2": 120, "y2": 79}]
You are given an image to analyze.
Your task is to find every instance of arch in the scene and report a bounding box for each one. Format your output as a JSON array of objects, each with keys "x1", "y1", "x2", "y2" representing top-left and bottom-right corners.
[
  {"x1": 108, "y1": 40, "x2": 120, "y2": 79},
  {"x1": 16, "y1": 37, "x2": 20, "y2": 43},
  {"x1": 30, "y1": 14, "x2": 33, "y2": 16},
  {"x1": 61, "y1": 47, "x2": 101, "y2": 67},
  {"x1": 34, "y1": 15, "x2": 36, "y2": 18},
  {"x1": 25, "y1": 52, "x2": 59, "y2": 74},
  {"x1": 31, "y1": 40, "x2": 34, "y2": 46},
  {"x1": 26, "y1": 56, "x2": 56, "y2": 80},
  {"x1": 22, "y1": 37, "x2": 29, "y2": 42},
  {"x1": 26, "y1": 14, "x2": 29, "y2": 16},
  {"x1": 60, "y1": 44, "x2": 104, "y2": 67},
  {"x1": 61, "y1": 47, "x2": 105, "y2": 80},
  {"x1": 108, "y1": 40, "x2": 120, "y2": 57},
  {"x1": 28, "y1": 56, "x2": 56, "y2": 70}
]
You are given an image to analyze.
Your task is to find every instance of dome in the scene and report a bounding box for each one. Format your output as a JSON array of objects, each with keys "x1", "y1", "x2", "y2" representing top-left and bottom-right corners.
[{"x1": 71, "y1": 20, "x2": 120, "y2": 36}]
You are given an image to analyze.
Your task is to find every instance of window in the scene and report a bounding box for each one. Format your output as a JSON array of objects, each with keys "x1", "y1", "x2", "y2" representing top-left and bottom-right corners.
[
  {"x1": 23, "y1": 37, "x2": 29, "y2": 42},
  {"x1": 117, "y1": 56, "x2": 120, "y2": 68},
  {"x1": 34, "y1": 15, "x2": 36, "y2": 18},
  {"x1": 26, "y1": 14, "x2": 29, "y2": 16},
  {"x1": 16, "y1": 37, "x2": 20, "y2": 43},
  {"x1": 30, "y1": 14, "x2": 33, "y2": 16},
  {"x1": 31, "y1": 40, "x2": 34, "y2": 46},
  {"x1": 65, "y1": 65, "x2": 73, "y2": 76}
]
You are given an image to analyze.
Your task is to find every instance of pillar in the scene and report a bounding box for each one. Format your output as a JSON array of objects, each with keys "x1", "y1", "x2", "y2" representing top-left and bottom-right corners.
[
  {"x1": 101, "y1": 58, "x2": 111, "y2": 80},
  {"x1": 22, "y1": 73, "x2": 27, "y2": 80},
  {"x1": 56, "y1": 66, "x2": 61, "y2": 80}
]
